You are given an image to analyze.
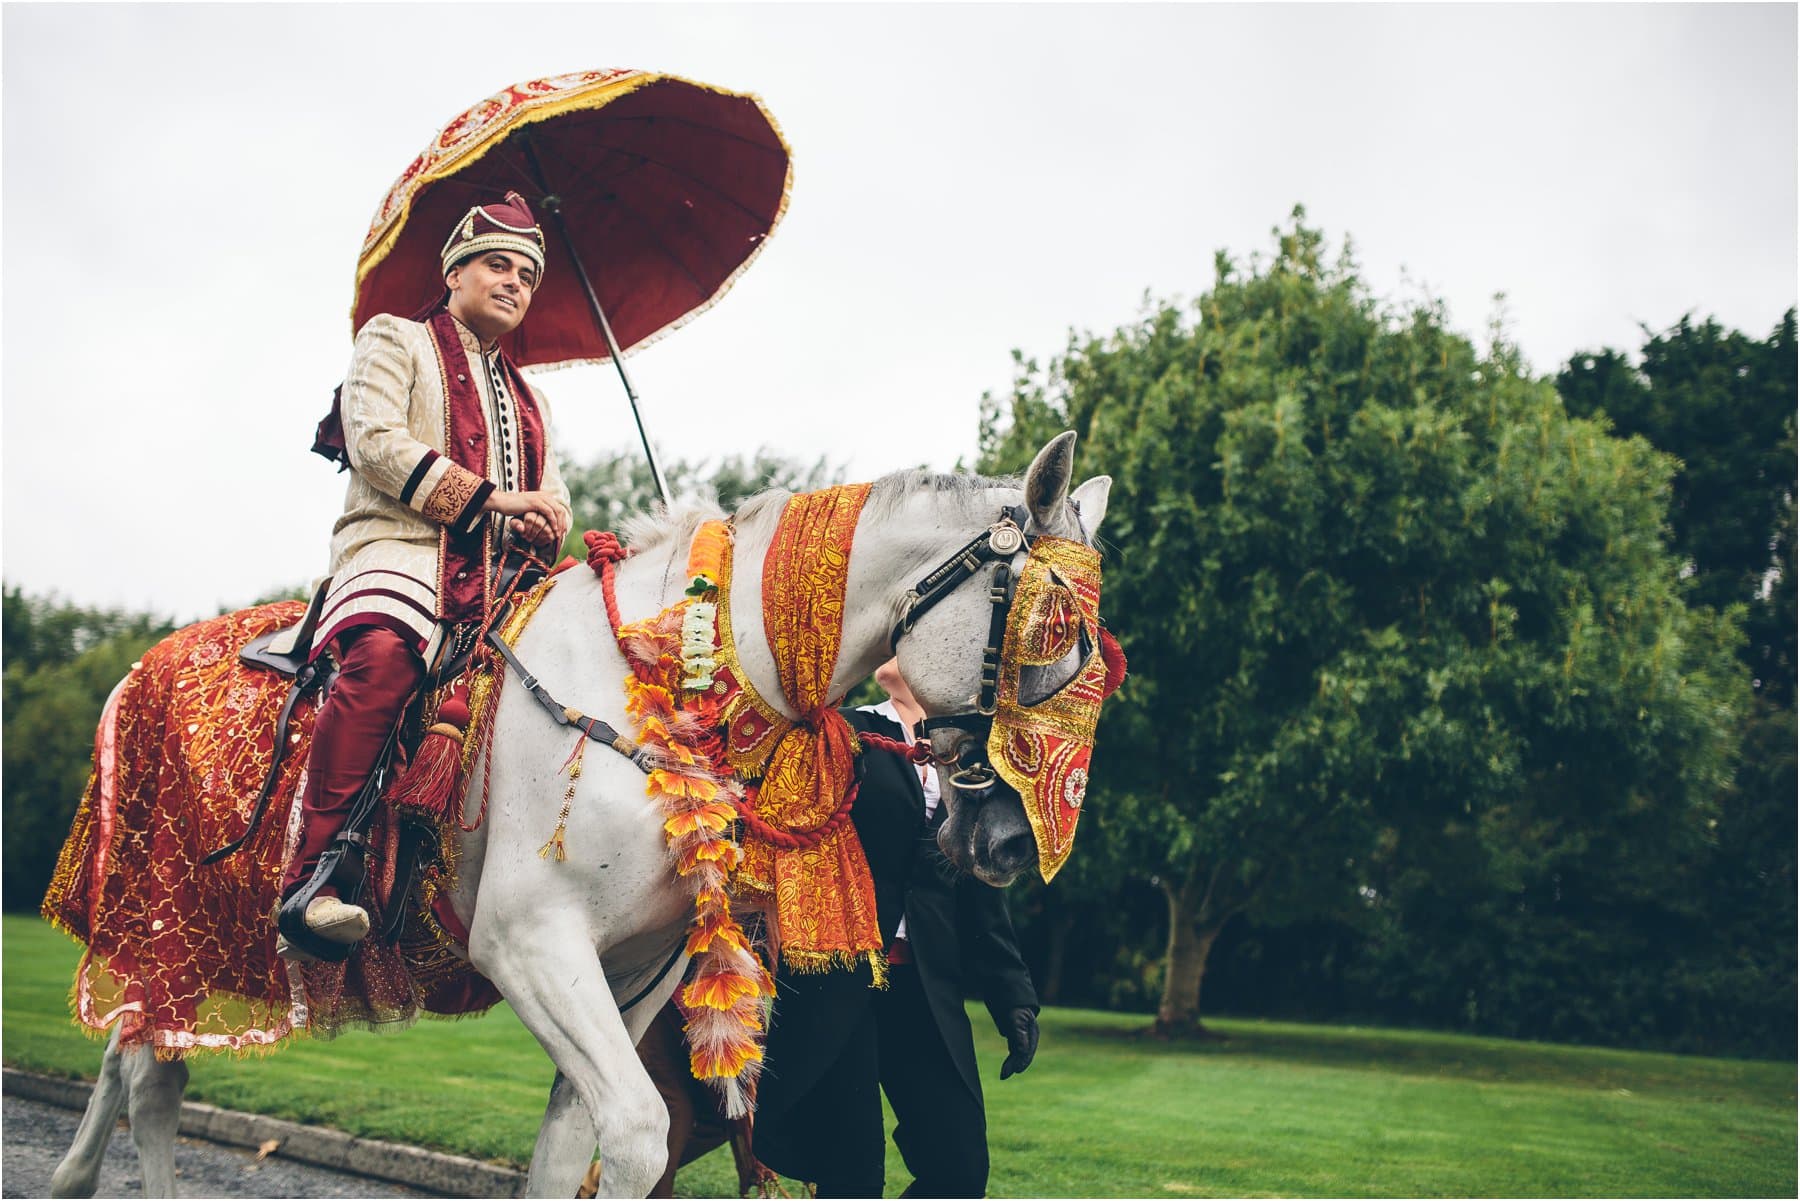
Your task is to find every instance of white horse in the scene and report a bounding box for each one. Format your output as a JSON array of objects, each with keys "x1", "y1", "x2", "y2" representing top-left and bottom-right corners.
[{"x1": 49, "y1": 432, "x2": 1111, "y2": 1198}]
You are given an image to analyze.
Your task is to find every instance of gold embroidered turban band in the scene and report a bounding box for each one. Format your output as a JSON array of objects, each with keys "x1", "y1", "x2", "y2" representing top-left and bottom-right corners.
[{"x1": 439, "y1": 190, "x2": 548, "y2": 279}]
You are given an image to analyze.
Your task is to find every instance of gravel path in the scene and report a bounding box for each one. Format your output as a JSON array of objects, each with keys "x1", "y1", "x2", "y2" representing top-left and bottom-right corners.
[{"x1": 1, "y1": 1094, "x2": 429, "y2": 1199}]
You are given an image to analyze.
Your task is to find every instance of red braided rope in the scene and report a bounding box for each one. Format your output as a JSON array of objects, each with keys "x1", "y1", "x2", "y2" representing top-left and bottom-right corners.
[
  {"x1": 858, "y1": 730, "x2": 933, "y2": 765},
  {"x1": 457, "y1": 544, "x2": 553, "y2": 833},
  {"x1": 732, "y1": 781, "x2": 861, "y2": 851},
  {"x1": 462, "y1": 670, "x2": 501, "y2": 833},
  {"x1": 487, "y1": 546, "x2": 551, "y2": 626},
  {"x1": 583, "y1": 530, "x2": 632, "y2": 655}
]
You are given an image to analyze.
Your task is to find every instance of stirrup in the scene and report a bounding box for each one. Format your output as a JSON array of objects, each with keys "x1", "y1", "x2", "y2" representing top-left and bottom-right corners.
[{"x1": 275, "y1": 838, "x2": 366, "y2": 964}]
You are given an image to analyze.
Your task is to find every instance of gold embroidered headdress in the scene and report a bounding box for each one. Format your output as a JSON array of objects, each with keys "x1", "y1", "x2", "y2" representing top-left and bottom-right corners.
[{"x1": 988, "y1": 536, "x2": 1112, "y2": 881}]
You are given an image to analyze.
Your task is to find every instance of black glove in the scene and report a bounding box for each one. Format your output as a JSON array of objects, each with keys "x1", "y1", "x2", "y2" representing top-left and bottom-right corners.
[{"x1": 999, "y1": 1006, "x2": 1039, "y2": 1079}]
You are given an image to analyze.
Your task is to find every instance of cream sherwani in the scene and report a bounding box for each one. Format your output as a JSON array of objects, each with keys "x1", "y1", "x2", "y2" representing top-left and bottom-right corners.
[{"x1": 313, "y1": 312, "x2": 569, "y2": 656}]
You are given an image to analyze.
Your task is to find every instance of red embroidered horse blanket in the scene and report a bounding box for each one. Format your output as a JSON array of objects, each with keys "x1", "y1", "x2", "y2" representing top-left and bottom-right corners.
[{"x1": 42, "y1": 601, "x2": 495, "y2": 1057}]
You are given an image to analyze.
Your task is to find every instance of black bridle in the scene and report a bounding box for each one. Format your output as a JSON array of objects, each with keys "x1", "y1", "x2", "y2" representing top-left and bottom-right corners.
[
  {"x1": 889, "y1": 498, "x2": 1098, "y2": 813},
  {"x1": 887, "y1": 504, "x2": 1038, "y2": 798},
  {"x1": 887, "y1": 504, "x2": 1033, "y2": 716}
]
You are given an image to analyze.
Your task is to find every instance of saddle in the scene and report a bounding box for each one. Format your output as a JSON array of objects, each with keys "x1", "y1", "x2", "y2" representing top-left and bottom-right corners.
[{"x1": 215, "y1": 560, "x2": 543, "y2": 964}]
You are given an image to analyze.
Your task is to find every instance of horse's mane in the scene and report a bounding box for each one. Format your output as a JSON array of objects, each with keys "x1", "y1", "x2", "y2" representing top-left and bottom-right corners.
[
  {"x1": 619, "y1": 502, "x2": 726, "y2": 553},
  {"x1": 619, "y1": 469, "x2": 1024, "y2": 552},
  {"x1": 862, "y1": 469, "x2": 1023, "y2": 523}
]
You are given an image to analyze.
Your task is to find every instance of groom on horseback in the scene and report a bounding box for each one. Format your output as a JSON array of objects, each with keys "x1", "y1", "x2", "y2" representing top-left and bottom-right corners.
[{"x1": 277, "y1": 192, "x2": 572, "y2": 960}]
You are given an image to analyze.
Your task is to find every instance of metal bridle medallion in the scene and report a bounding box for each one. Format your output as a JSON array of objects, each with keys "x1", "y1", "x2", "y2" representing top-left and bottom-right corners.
[{"x1": 987, "y1": 522, "x2": 1025, "y2": 556}]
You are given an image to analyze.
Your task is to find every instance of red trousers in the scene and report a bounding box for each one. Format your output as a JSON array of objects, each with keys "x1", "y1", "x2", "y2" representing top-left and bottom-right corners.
[{"x1": 280, "y1": 625, "x2": 424, "y2": 898}]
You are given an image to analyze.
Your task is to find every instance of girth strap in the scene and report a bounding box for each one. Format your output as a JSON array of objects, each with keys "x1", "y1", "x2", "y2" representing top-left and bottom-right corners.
[
  {"x1": 483, "y1": 629, "x2": 657, "y2": 774},
  {"x1": 617, "y1": 938, "x2": 688, "y2": 1013}
]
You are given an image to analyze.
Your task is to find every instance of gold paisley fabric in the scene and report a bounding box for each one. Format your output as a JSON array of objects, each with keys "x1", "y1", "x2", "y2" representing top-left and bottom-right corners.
[{"x1": 741, "y1": 483, "x2": 883, "y2": 973}]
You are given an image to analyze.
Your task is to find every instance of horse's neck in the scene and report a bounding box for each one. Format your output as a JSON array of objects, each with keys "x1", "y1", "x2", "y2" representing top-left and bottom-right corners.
[{"x1": 719, "y1": 489, "x2": 975, "y2": 717}]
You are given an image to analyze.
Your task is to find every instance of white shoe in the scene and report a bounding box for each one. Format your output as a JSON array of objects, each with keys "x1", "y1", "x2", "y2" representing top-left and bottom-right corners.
[{"x1": 303, "y1": 896, "x2": 370, "y2": 944}]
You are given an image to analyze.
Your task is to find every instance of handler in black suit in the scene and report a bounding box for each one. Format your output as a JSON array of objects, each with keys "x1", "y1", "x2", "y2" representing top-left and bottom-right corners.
[{"x1": 753, "y1": 659, "x2": 1040, "y2": 1198}]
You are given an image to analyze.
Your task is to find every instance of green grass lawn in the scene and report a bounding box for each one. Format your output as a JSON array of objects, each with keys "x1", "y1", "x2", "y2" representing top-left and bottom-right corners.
[{"x1": 5, "y1": 914, "x2": 1793, "y2": 1197}]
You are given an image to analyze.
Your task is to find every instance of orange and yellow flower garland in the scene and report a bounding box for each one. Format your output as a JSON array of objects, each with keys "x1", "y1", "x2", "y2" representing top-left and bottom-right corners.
[
  {"x1": 613, "y1": 525, "x2": 771, "y2": 1115},
  {"x1": 607, "y1": 489, "x2": 884, "y2": 1107}
]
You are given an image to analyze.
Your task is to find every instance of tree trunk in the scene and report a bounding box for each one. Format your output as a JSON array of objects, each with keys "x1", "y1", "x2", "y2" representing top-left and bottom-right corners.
[{"x1": 1154, "y1": 883, "x2": 1226, "y2": 1040}]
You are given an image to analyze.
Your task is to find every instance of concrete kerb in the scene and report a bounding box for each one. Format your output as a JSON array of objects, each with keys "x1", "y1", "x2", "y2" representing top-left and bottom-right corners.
[{"x1": 2, "y1": 1067, "x2": 525, "y2": 1198}]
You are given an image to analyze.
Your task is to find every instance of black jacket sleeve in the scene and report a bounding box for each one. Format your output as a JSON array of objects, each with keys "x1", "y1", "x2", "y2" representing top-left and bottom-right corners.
[{"x1": 956, "y1": 867, "x2": 1040, "y2": 1033}]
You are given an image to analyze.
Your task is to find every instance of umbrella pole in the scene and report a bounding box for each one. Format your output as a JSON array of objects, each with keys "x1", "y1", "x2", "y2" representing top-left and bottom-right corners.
[
  {"x1": 550, "y1": 214, "x2": 673, "y2": 508},
  {"x1": 517, "y1": 135, "x2": 672, "y2": 509}
]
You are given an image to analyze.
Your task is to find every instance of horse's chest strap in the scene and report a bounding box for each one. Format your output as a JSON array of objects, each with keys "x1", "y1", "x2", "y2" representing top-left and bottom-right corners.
[{"x1": 485, "y1": 630, "x2": 655, "y2": 774}]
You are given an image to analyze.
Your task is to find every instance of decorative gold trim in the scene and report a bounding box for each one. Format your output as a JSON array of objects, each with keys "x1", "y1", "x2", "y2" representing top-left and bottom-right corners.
[
  {"x1": 440, "y1": 232, "x2": 547, "y2": 277},
  {"x1": 712, "y1": 525, "x2": 792, "y2": 778},
  {"x1": 422, "y1": 464, "x2": 485, "y2": 525}
]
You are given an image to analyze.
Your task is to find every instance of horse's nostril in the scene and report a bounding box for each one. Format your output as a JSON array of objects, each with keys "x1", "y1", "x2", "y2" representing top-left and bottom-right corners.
[{"x1": 992, "y1": 831, "x2": 1034, "y2": 873}]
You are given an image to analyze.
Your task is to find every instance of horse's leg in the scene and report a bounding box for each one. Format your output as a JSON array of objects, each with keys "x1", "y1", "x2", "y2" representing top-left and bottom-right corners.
[
  {"x1": 472, "y1": 919, "x2": 669, "y2": 1199},
  {"x1": 539, "y1": 1073, "x2": 605, "y2": 1197},
  {"x1": 121, "y1": 1042, "x2": 189, "y2": 1197},
  {"x1": 564, "y1": 963, "x2": 692, "y2": 1201},
  {"x1": 49, "y1": 1027, "x2": 128, "y2": 1198}
]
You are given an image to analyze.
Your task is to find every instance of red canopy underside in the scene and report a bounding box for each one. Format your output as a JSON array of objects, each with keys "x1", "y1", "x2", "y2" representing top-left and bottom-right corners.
[{"x1": 354, "y1": 79, "x2": 790, "y2": 368}]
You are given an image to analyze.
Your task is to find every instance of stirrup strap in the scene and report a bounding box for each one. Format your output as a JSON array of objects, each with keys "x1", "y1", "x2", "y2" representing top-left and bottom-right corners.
[{"x1": 202, "y1": 661, "x2": 330, "y2": 865}]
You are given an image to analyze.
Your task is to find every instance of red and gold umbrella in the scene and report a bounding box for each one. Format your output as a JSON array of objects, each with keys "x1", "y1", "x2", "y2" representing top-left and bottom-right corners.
[{"x1": 353, "y1": 69, "x2": 793, "y2": 499}]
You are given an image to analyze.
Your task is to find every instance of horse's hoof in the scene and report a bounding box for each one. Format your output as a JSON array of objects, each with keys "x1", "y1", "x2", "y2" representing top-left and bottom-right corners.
[{"x1": 303, "y1": 897, "x2": 370, "y2": 944}]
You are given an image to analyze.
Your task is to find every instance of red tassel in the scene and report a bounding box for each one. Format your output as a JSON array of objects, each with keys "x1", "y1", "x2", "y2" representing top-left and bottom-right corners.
[
  {"x1": 1099, "y1": 629, "x2": 1128, "y2": 697},
  {"x1": 386, "y1": 692, "x2": 471, "y2": 820}
]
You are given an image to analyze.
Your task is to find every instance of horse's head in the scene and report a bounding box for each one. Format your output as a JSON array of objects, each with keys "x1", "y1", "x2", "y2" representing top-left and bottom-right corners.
[{"x1": 888, "y1": 432, "x2": 1114, "y2": 887}]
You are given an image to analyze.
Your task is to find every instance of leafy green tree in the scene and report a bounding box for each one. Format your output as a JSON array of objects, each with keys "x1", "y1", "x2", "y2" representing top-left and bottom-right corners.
[
  {"x1": 2, "y1": 588, "x2": 175, "y2": 910},
  {"x1": 979, "y1": 210, "x2": 1748, "y2": 1037},
  {"x1": 1540, "y1": 312, "x2": 1798, "y2": 1055},
  {"x1": 1558, "y1": 312, "x2": 1796, "y2": 617}
]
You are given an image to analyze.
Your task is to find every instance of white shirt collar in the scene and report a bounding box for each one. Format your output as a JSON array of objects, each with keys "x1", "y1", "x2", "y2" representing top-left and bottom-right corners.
[{"x1": 859, "y1": 698, "x2": 918, "y2": 744}]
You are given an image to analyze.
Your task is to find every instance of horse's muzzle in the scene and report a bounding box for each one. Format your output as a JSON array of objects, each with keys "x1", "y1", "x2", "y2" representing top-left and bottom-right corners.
[{"x1": 924, "y1": 713, "x2": 1039, "y2": 887}]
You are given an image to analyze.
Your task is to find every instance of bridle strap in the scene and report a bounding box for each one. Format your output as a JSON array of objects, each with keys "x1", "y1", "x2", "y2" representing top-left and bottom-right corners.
[
  {"x1": 484, "y1": 628, "x2": 656, "y2": 773},
  {"x1": 978, "y1": 561, "x2": 1011, "y2": 715},
  {"x1": 888, "y1": 504, "x2": 1032, "y2": 653}
]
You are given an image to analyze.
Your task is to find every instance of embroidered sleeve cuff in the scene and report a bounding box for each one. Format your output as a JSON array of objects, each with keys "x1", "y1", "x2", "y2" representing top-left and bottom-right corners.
[{"x1": 421, "y1": 463, "x2": 494, "y2": 531}]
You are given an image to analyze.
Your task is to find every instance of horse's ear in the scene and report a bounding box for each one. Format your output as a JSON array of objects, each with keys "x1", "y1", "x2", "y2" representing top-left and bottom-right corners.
[
  {"x1": 1069, "y1": 475, "x2": 1112, "y2": 538},
  {"x1": 1024, "y1": 432, "x2": 1078, "y2": 530}
]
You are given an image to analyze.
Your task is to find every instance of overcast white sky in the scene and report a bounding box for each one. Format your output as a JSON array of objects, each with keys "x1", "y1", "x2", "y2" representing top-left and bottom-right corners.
[{"x1": 3, "y1": 3, "x2": 1795, "y2": 622}]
